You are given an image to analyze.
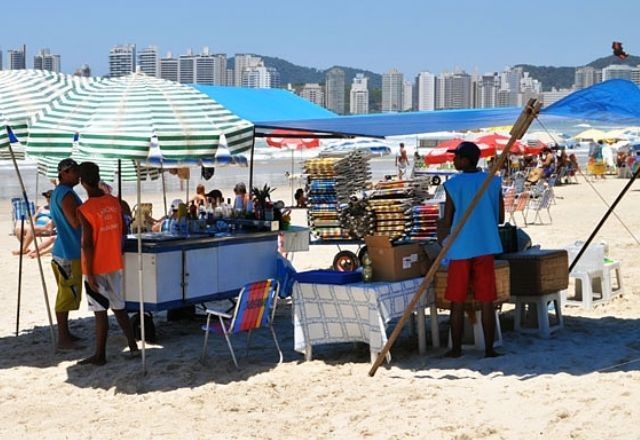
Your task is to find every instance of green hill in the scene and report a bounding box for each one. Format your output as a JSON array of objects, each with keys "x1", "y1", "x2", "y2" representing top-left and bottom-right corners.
[{"x1": 229, "y1": 55, "x2": 382, "y2": 88}]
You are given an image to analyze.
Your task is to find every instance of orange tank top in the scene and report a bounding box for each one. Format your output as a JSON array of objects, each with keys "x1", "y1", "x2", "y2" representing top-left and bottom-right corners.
[{"x1": 78, "y1": 195, "x2": 124, "y2": 275}]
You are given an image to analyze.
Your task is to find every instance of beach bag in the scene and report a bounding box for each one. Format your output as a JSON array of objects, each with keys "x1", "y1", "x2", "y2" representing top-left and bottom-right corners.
[{"x1": 498, "y1": 223, "x2": 518, "y2": 253}]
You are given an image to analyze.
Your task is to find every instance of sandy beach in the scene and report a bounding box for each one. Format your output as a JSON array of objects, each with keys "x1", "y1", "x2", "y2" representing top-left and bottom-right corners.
[{"x1": 1, "y1": 167, "x2": 639, "y2": 439}]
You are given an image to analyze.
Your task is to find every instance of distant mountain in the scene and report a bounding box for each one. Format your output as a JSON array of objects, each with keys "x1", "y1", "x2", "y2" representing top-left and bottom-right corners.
[
  {"x1": 514, "y1": 64, "x2": 575, "y2": 92},
  {"x1": 587, "y1": 54, "x2": 640, "y2": 69},
  {"x1": 228, "y1": 55, "x2": 382, "y2": 88},
  {"x1": 516, "y1": 54, "x2": 640, "y2": 92}
]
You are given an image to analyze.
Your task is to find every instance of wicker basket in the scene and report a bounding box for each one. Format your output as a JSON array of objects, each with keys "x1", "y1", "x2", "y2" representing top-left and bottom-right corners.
[
  {"x1": 498, "y1": 248, "x2": 568, "y2": 296},
  {"x1": 435, "y1": 260, "x2": 510, "y2": 309}
]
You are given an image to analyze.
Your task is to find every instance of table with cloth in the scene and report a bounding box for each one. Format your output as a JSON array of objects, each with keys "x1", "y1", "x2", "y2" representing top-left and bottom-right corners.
[{"x1": 293, "y1": 277, "x2": 439, "y2": 362}]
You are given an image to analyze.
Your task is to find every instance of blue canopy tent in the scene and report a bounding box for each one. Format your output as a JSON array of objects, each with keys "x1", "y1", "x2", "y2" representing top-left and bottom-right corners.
[{"x1": 252, "y1": 79, "x2": 640, "y2": 137}]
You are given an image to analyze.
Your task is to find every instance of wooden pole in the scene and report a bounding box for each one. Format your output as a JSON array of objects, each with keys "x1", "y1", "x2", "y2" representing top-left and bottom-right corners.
[
  {"x1": 369, "y1": 99, "x2": 542, "y2": 377},
  {"x1": 16, "y1": 216, "x2": 25, "y2": 337}
]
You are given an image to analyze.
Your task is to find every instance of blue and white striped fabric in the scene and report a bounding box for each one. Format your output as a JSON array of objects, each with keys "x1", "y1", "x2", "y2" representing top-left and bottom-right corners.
[{"x1": 292, "y1": 277, "x2": 432, "y2": 357}]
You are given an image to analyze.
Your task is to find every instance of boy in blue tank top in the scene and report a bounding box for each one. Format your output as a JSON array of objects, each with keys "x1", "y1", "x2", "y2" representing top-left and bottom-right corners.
[{"x1": 439, "y1": 142, "x2": 504, "y2": 358}]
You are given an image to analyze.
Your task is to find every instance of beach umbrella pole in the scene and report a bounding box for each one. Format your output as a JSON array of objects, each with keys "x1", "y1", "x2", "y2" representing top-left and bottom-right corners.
[
  {"x1": 135, "y1": 162, "x2": 147, "y2": 372},
  {"x1": 569, "y1": 162, "x2": 640, "y2": 272},
  {"x1": 161, "y1": 165, "x2": 167, "y2": 216},
  {"x1": 136, "y1": 162, "x2": 147, "y2": 373},
  {"x1": 7, "y1": 140, "x2": 56, "y2": 350},
  {"x1": 368, "y1": 98, "x2": 542, "y2": 377},
  {"x1": 16, "y1": 217, "x2": 25, "y2": 337}
]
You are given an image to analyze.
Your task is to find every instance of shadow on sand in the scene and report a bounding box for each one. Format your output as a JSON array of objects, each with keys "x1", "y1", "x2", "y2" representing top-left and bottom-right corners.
[{"x1": 2, "y1": 307, "x2": 640, "y2": 394}]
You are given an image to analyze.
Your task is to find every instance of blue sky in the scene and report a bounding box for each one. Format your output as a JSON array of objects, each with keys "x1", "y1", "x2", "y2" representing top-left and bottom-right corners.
[{"x1": 2, "y1": 0, "x2": 638, "y2": 77}]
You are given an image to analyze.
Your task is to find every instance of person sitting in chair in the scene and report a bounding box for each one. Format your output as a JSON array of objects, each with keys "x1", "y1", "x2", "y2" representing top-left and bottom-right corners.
[
  {"x1": 13, "y1": 190, "x2": 56, "y2": 256},
  {"x1": 294, "y1": 188, "x2": 307, "y2": 208}
]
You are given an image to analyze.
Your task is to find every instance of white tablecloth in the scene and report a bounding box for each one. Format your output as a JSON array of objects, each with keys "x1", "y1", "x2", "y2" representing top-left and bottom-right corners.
[{"x1": 293, "y1": 277, "x2": 437, "y2": 361}]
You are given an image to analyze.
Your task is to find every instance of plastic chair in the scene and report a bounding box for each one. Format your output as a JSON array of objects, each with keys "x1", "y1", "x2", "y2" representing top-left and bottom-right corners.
[
  {"x1": 563, "y1": 243, "x2": 607, "y2": 309},
  {"x1": 201, "y1": 279, "x2": 282, "y2": 368}
]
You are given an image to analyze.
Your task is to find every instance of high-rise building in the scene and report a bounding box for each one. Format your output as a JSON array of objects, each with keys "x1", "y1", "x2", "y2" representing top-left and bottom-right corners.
[
  {"x1": 109, "y1": 44, "x2": 136, "y2": 78},
  {"x1": 178, "y1": 49, "x2": 196, "y2": 84},
  {"x1": 234, "y1": 54, "x2": 262, "y2": 86},
  {"x1": 138, "y1": 46, "x2": 159, "y2": 77},
  {"x1": 300, "y1": 83, "x2": 325, "y2": 106},
  {"x1": 602, "y1": 64, "x2": 640, "y2": 84},
  {"x1": 212, "y1": 53, "x2": 228, "y2": 86},
  {"x1": 349, "y1": 73, "x2": 369, "y2": 114},
  {"x1": 416, "y1": 72, "x2": 436, "y2": 111},
  {"x1": 226, "y1": 68, "x2": 234, "y2": 86},
  {"x1": 435, "y1": 71, "x2": 472, "y2": 109},
  {"x1": 574, "y1": 66, "x2": 602, "y2": 89},
  {"x1": 33, "y1": 48, "x2": 61, "y2": 72},
  {"x1": 542, "y1": 88, "x2": 573, "y2": 106},
  {"x1": 8, "y1": 45, "x2": 27, "y2": 70},
  {"x1": 382, "y1": 68, "x2": 404, "y2": 112},
  {"x1": 325, "y1": 68, "x2": 345, "y2": 114},
  {"x1": 402, "y1": 80, "x2": 413, "y2": 111},
  {"x1": 74, "y1": 64, "x2": 91, "y2": 77},
  {"x1": 195, "y1": 48, "x2": 215, "y2": 85},
  {"x1": 476, "y1": 73, "x2": 500, "y2": 108},
  {"x1": 160, "y1": 52, "x2": 178, "y2": 82},
  {"x1": 242, "y1": 62, "x2": 279, "y2": 88}
]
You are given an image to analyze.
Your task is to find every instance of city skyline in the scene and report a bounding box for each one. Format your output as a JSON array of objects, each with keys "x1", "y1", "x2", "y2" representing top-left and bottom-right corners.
[{"x1": 1, "y1": 0, "x2": 637, "y2": 78}]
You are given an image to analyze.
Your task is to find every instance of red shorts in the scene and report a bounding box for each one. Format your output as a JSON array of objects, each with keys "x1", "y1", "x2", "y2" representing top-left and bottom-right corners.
[{"x1": 444, "y1": 255, "x2": 497, "y2": 303}]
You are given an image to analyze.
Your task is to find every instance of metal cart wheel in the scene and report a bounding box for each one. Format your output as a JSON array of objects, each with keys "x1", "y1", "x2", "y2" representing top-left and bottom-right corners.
[
  {"x1": 333, "y1": 250, "x2": 359, "y2": 272},
  {"x1": 357, "y1": 246, "x2": 369, "y2": 266},
  {"x1": 430, "y1": 175, "x2": 441, "y2": 186},
  {"x1": 130, "y1": 312, "x2": 156, "y2": 343}
]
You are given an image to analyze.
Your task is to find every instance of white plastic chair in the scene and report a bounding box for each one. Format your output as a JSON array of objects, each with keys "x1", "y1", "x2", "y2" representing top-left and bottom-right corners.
[{"x1": 563, "y1": 243, "x2": 608, "y2": 309}]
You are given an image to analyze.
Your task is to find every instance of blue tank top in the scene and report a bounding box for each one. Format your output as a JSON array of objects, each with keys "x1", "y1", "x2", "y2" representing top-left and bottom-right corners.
[
  {"x1": 50, "y1": 185, "x2": 82, "y2": 259},
  {"x1": 443, "y1": 171, "x2": 503, "y2": 260}
]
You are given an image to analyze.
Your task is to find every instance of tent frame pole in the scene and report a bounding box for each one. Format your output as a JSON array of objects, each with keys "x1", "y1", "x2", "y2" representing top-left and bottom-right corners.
[
  {"x1": 6, "y1": 136, "x2": 56, "y2": 351},
  {"x1": 569, "y1": 163, "x2": 640, "y2": 272},
  {"x1": 249, "y1": 127, "x2": 256, "y2": 193},
  {"x1": 368, "y1": 98, "x2": 542, "y2": 377}
]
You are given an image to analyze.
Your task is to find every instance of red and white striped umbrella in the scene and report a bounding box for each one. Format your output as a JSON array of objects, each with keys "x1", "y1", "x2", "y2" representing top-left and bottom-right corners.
[{"x1": 266, "y1": 129, "x2": 320, "y2": 150}]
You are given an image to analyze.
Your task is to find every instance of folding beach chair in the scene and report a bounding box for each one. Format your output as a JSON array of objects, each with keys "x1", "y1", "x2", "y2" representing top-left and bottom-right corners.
[
  {"x1": 526, "y1": 188, "x2": 553, "y2": 225},
  {"x1": 506, "y1": 191, "x2": 530, "y2": 226},
  {"x1": 10, "y1": 197, "x2": 35, "y2": 235},
  {"x1": 201, "y1": 279, "x2": 282, "y2": 368}
]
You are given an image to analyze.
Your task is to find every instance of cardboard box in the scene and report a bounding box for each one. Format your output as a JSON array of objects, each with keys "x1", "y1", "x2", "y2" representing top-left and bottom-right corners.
[{"x1": 364, "y1": 235, "x2": 429, "y2": 282}]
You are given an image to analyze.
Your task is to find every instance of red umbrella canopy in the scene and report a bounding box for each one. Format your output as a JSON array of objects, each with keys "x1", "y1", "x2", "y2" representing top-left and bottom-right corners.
[
  {"x1": 424, "y1": 138, "x2": 497, "y2": 165},
  {"x1": 475, "y1": 133, "x2": 533, "y2": 155},
  {"x1": 266, "y1": 129, "x2": 320, "y2": 150},
  {"x1": 423, "y1": 138, "x2": 463, "y2": 165}
]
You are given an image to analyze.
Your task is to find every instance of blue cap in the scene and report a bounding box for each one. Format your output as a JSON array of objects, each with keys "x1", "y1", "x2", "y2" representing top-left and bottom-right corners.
[{"x1": 447, "y1": 141, "x2": 481, "y2": 162}]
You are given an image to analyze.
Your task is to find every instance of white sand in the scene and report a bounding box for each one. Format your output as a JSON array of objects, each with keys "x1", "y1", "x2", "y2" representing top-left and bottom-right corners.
[{"x1": 1, "y1": 176, "x2": 640, "y2": 440}]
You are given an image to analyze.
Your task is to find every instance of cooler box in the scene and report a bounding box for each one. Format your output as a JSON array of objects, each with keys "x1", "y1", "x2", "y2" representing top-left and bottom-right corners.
[
  {"x1": 499, "y1": 248, "x2": 568, "y2": 296},
  {"x1": 435, "y1": 259, "x2": 510, "y2": 309}
]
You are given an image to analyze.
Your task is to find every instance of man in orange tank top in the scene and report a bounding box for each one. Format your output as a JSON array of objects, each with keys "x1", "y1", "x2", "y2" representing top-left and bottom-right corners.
[{"x1": 77, "y1": 162, "x2": 138, "y2": 365}]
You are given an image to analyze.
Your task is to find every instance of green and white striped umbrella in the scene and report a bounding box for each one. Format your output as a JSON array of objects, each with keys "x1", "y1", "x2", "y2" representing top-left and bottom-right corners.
[
  {"x1": 0, "y1": 69, "x2": 95, "y2": 149},
  {"x1": 36, "y1": 155, "x2": 160, "y2": 182},
  {"x1": 27, "y1": 72, "x2": 254, "y2": 160}
]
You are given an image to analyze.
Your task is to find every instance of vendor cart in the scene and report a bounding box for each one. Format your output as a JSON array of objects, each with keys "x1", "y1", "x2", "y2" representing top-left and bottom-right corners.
[{"x1": 122, "y1": 224, "x2": 279, "y2": 335}]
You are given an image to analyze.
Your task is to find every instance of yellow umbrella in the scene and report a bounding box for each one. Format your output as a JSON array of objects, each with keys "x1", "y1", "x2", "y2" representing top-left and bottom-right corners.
[{"x1": 573, "y1": 128, "x2": 606, "y2": 141}]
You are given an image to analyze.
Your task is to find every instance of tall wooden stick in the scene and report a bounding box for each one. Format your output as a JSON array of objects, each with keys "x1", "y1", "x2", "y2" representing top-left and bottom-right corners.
[{"x1": 369, "y1": 99, "x2": 542, "y2": 377}]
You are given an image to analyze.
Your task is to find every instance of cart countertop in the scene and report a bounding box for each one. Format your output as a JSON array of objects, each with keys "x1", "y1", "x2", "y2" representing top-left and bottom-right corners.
[{"x1": 124, "y1": 230, "x2": 279, "y2": 253}]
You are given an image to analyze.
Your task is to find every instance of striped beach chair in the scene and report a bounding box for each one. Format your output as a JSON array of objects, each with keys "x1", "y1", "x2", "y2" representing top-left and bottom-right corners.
[{"x1": 201, "y1": 279, "x2": 282, "y2": 368}]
